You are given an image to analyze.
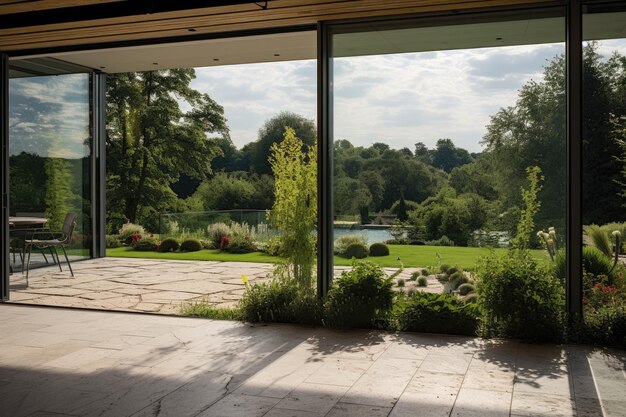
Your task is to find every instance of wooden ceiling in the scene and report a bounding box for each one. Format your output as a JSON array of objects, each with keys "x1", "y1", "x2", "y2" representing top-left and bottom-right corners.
[{"x1": 0, "y1": 0, "x2": 556, "y2": 53}]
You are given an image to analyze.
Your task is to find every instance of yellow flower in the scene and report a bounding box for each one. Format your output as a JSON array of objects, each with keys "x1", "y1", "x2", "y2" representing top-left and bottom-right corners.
[{"x1": 241, "y1": 275, "x2": 249, "y2": 285}]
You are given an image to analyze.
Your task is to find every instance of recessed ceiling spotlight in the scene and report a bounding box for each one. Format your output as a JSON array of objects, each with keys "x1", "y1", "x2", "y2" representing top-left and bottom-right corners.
[
  {"x1": 188, "y1": 28, "x2": 197, "y2": 32},
  {"x1": 99, "y1": 66, "x2": 106, "y2": 69},
  {"x1": 153, "y1": 62, "x2": 158, "y2": 65},
  {"x1": 274, "y1": 53, "x2": 280, "y2": 57},
  {"x1": 496, "y1": 37, "x2": 503, "y2": 41},
  {"x1": 213, "y1": 58, "x2": 220, "y2": 62}
]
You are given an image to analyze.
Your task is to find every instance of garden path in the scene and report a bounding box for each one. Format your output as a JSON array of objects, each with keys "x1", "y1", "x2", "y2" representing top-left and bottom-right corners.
[{"x1": 9, "y1": 258, "x2": 443, "y2": 314}]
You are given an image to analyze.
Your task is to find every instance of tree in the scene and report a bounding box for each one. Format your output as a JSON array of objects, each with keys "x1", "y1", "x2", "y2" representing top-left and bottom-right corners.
[
  {"x1": 106, "y1": 69, "x2": 228, "y2": 227},
  {"x1": 269, "y1": 127, "x2": 317, "y2": 291},
  {"x1": 243, "y1": 112, "x2": 316, "y2": 175},
  {"x1": 431, "y1": 138, "x2": 473, "y2": 173}
]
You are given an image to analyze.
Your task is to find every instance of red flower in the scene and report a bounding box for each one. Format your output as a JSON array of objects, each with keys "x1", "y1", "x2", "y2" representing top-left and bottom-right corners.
[{"x1": 220, "y1": 235, "x2": 230, "y2": 249}]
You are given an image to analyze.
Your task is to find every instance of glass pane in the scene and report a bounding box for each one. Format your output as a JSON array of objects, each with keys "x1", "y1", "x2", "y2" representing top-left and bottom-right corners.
[
  {"x1": 582, "y1": 7, "x2": 626, "y2": 344},
  {"x1": 9, "y1": 73, "x2": 92, "y2": 273},
  {"x1": 331, "y1": 14, "x2": 566, "y2": 334}
]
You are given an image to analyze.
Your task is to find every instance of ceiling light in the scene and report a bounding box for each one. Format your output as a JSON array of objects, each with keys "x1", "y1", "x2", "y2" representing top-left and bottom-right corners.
[
  {"x1": 99, "y1": 66, "x2": 106, "y2": 69},
  {"x1": 274, "y1": 53, "x2": 280, "y2": 57},
  {"x1": 188, "y1": 28, "x2": 197, "y2": 32},
  {"x1": 213, "y1": 58, "x2": 220, "y2": 62},
  {"x1": 153, "y1": 62, "x2": 158, "y2": 65},
  {"x1": 496, "y1": 37, "x2": 503, "y2": 41}
]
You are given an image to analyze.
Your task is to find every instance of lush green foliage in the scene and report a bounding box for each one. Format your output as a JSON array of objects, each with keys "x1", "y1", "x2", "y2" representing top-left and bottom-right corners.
[
  {"x1": 417, "y1": 276, "x2": 428, "y2": 287},
  {"x1": 334, "y1": 234, "x2": 368, "y2": 256},
  {"x1": 394, "y1": 292, "x2": 479, "y2": 336},
  {"x1": 206, "y1": 222, "x2": 231, "y2": 246},
  {"x1": 582, "y1": 246, "x2": 615, "y2": 280},
  {"x1": 342, "y1": 243, "x2": 369, "y2": 259},
  {"x1": 580, "y1": 304, "x2": 626, "y2": 347},
  {"x1": 180, "y1": 238, "x2": 203, "y2": 252},
  {"x1": 476, "y1": 249, "x2": 565, "y2": 341},
  {"x1": 239, "y1": 279, "x2": 322, "y2": 324},
  {"x1": 369, "y1": 242, "x2": 390, "y2": 257},
  {"x1": 511, "y1": 166, "x2": 543, "y2": 250},
  {"x1": 268, "y1": 127, "x2": 317, "y2": 291},
  {"x1": 180, "y1": 304, "x2": 243, "y2": 320},
  {"x1": 132, "y1": 236, "x2": 159, "y2": 251},
  {"x1": 584, "y1": 225, "x2": 614, "y2": 258},
  {"x1": 158, "y1": 237, "x2": 180, "y2": 253},
  {"x1": 458, "y1": 283, "x2": 475, "y2": 296},
  {"x1": 324, "y1": 262, "x2": 394, "y2": 328},
  {"x1": 118, "y1": 223, "x2": 146, "y2": 244},
  {"x1": 105, "y1": 235, "x2": 121, "y2": 248}
]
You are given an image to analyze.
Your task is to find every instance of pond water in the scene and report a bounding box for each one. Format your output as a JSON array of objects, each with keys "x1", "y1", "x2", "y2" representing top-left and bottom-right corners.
[{"x1": 333, "y1": 227, "x2": 393, "y2": 243}]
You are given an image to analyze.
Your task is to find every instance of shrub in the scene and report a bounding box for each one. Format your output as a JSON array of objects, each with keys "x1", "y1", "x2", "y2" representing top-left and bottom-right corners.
[
  {"x1": 476, "y1": 249, "x2": 565, "y2": 342},
  {"x1": 180, "y1": 238, "x2": 203, "y2": 252},
  {"x1": 458, "y1": 283, "x2": 475, "y2": 296},
  {"x1": 582, "y1": 246, "x2": 615, "y2": 280},
  {"x1": 132, "y1": 236, "x2": 159, "y2": 251},
  {"x1": 342, "y1": 243, "x2": 369, "y2": 259},
  {"x1": 584, "y1": 225, "x2": 613, "y2": 258},
  {"x1": 417, "y1": 277, "x2": 428, "y2": 287},
  {"x1": 395, "y1": 292, "x2": 479, "y2": 336},
  {"x1": 426, "y1": 235, "x2": 455, "y2": 246},
  {"x1": 324, "y1": 262, "x2": 394, "y2": 328},
  {"x1": 397, "y1": 278, "x2": 405, "y2": 287},
  {"x1": 369, "y1": 242, "x2": 390, "y2": 257},
  {"x1": 410, "y1": 271, "x2": 420, "y2": 281},
  {"x1": 446, "y1": 266, "x2": 459, "y2": 275},
  {"x1": 158, "y1": 238, "x2": 180, "y2": 253},
  {"x1": 439, "y1": 264, "x2": 450, "y2": 274},
  {"x1": 579, "y1": 304, "x2": 626, "y2": 347},
  {"x1": 105, "y1": 235, "x2": 121, "y2": 248},
  {"x1": 421, "y1": 268, "x2": 429, "y2": 276},
  {"x1": 201, "y1": 240, "x2": 216, "y2": 250},
  {"x1": 207, "y1": 222, "x2": 231, "y2": 246},
  {"x1": 448, "y1": 271, "x2": 468, "y2": 290},
  {"x1": 225, "y1": 222, "x2": 257, "y2": 254},
  {"x1": 239, "y1": 280, "x2": 322, "y2": 325},
  {"x1": 118, "y1": 223, "x2": 146, "y2": 244},
  {"x1": 334, "y1": 234, "x2": 368, "y2": 256}
]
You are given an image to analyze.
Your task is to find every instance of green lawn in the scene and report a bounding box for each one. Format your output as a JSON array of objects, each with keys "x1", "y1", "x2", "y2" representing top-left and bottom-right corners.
[{"x1": 107, "y1": 244, "x2": 549, "y2": 270}]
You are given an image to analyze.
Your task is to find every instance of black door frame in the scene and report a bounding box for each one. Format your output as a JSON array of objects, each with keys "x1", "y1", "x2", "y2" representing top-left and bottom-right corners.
[{"x1": 1, "y1": 53, "x2": 8, "y2": 302}]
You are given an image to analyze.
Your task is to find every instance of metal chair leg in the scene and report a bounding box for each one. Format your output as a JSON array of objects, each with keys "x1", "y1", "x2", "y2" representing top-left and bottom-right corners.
[
  {"x1": 52, "y1": 247, "x2": 62, "y2": 272},
  {"x1": 25, "y1": 244, "x2": 32, "y2": 282},
  {"x1": 42, "y1": 249, "x2": 49, "y2": 264},
  {"x1": 60, "y1": 246, "x2": 74, "y2": 277}
]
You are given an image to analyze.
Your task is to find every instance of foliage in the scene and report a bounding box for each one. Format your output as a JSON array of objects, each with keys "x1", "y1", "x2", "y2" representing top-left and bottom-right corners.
[
  {"x1": 106, "y1": 235, "x2": 121, "y2": 248},
  {"x1": 446, "y1": 271, "x2": 469, "y2": 291},
  {"x1": 334, "y1": 234, "x2": 368, "y2": 256},
  {"x1": 44, "y1": 156, "x2": 74, "y2": 231},
  {"x1": 410, "y1": 271, "x2": 420, "y2": 281},
  {"x1": 206, "y1": 222, "x2": 231, "y2": 246},
  {"x1": 582, "y1": 246, "x2": 616, "y2": 281},
  {"x1": 106, "y1": 70, "x2": 228, "y2": 226},
  {"x1": 132, "y1": 236, "x2": 159, "y2": 251},
  {"x1": 369, "y1": 242, "x2": 390, "y2": 257},
  {"x1": 180, "y1": 303, "x2": 243, "y2": 320},
  {"x1": 421, "y1": 268, "x2": 429, "y2": 276},
  {"x1": 268, "y1": 127, "x2": 317, "y2": 291},
  {"x1": 224, "y1": 222, "x2": 257, "y2": 254},
  {"x1": 511, "y1": 166, "x2": 543, "y2": 250},
  {"x1": 158, "y1": 237, "x2": 180, "y2": 253},
  {"x1": 342, "y1": 243, "x2": 369, "y2": 259},
  {"x1": 458, "y1": 283, "x2": 475, "y2": 296},
  {"x1": 324, "y1": 262, "x2": 394, "y2": 328},
  {"x1": 417, "y1": 276, "x2": 428, "y2": 287},
  {"x1": 584, "y1": 225, "x2": 613, "y2": 258},
  {"x1": 476, "y1": 249, "x2": 565, "y2": 342},
  {"x1": 239, "y1": 279, "x2": 322, "y2": 325},
  {"x1": 397, "y1": 278, "x2": 405, "y2": 287},
  {"x1": 180, "y1": 238, "x2": 203, "y2": 252},
  {"x1": 118, "y1": 223, "x2": 146, "y2": 244},
  {"x1": 193, "y1": 173, "x2": 274, "y2": 211},
  {"x1": 426, "y1": 236, "x2": 455, "y2": 247},
  {"x1": 580, "y1": 304, "x2": 626, "y2": 347},
  {"x1": 439, "y1": 264, "x2": 450, "y2": 274},
  {"x1": 394, "y1": 292, "x2": 479, "y2": 336}
]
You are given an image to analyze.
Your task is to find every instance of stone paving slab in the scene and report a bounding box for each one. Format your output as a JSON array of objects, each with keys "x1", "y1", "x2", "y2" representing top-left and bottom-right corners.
[{"x1": 0, "y1": 305, "x2": 624, "y2": 417}]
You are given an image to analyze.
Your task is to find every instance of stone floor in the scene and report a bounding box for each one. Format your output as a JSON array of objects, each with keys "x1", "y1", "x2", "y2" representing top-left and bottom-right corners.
[
  {"x1": 8, "y1": 257, "x2": 442, "y2": 314},
  {"x1": 0, "y1": 304, "x2": 624, "y2": 417}
]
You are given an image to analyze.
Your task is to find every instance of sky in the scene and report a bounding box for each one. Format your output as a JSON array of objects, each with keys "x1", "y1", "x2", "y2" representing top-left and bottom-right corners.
[{"x1": 7, "y1": 39, "x2": 626, "y2": 159}]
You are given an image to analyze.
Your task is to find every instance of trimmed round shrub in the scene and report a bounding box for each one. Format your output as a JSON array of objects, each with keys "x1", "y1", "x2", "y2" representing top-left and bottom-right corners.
[
  {"x1": 334, "y1": 234, "x2": 368, "y2": 256},
  {"x1": 324, "y1": 262, "x2": 394, "y2": 328},
  {"x1": 421, "y1": 268, "x2": 429, "y2": 276},
  {"x1": 439, "y1": 264, "x2": 450, "y2": 273},
  {"x1": 417, "y1": 276, "x2": 428, "y2": 287},
  {"x1": 132, "y1": 237, "x2": 159, "y2": 251},
  {"x1": 397, "y1": 278, "x2": 405, "y2": 287},
  {"x1": 342, "y1": 243, "x2": 369, "y2": 259},
  {"x1": 180, "y1": 238, "x2": 203, "y2": 252},
  {"x1": 446, "y1": 266, "x2": 460, "y2": 275},
  {"x1": 448, "y1": 271, "x2": 469, "y2": 289},
  {"x1": 369, "y1": 242, "x2": 390, "y2": 257},
  {"x1": 410, "y1": 271, "x2": 420, "y2": 281},
  {"x1": 458, "y1": 283, "x2": 475, "y2": 296},
  {"x1": 158, "y1": 238, "x2": 180, "y2": 253}
]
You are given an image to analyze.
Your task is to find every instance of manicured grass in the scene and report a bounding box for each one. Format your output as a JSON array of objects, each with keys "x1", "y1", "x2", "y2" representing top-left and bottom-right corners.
[
  {"x1": 107, "y1": 244, "x2": 549, "y2": 270},
  {"x1": 181, "y1": 303, "x2": 242, "y2": 319},
  {"x1": 106, "y1": 246, "x2": 280, "y2": 263}
]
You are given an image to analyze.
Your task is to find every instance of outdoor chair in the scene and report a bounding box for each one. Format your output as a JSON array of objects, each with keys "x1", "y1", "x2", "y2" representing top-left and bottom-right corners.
[{"x1": 24, "y1": 213, "x2": 76, "y2": 280}]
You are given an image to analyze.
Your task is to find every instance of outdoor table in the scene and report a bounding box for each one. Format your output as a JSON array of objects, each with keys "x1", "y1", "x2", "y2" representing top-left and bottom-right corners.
[{"x1": 9, "y1": 217, "x2": 50, "y2": 270}]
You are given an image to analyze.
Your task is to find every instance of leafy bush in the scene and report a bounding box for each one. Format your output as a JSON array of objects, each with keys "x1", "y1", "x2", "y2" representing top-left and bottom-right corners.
[
  {"x1": 180, "y1": 238, "x2": 203, "y2": 252},
  {"x1": 417, "y1": 277, "x2": 428, "y2": 287},
  {"x1": 395, "y1": 292, "x2": 479, "y2": 336},
  {"x1": 158, "y1": 238, "x2": 180, "y2": 253},
  {"x1": 201, "y1": 240, "x2": 216, "y2": 250},
  {"x1": 448, "y1": 271, "x2": 468, "y2": 290},
  {"x1": 224, "y1": 222, "x2": 257, "y2": 254},
  {"x1": 334, "y1": 234, "x2": 368, "y2": 256},
  {"x1": 118, "y1": 223, "x2": 146, "y2": 244},
  {"x1": 426, "y1": 235, "x2": 455, "y2": 246},
  {"x1": 579, "y1": 304, "x2": 626, "y2": 347},
  {"x1": 446, "y1": 266, "x2": 459, "y2": 275},
  {"x1": 410, "y1": 271, "x2": 420, "y2": 281},
  {"x1": 476, "y1": 249, "x2": 565, "y2": 342},
  {"x1": 342, "y1": 243, "x2": 369, "y2": 259},
  {"x1": 105, "y1": 235, "x2": 121, "y2": 248},
  {"x1": 369, "y1": 242, "x2": 390, "y2": 257},
  {"x1": 439, "y1": 264, "x2": 450, "y2": 274},
  {"x1": 582, "y1": 246, "x2": 615, "y2": 280},
  {"x1": 458, "y1": 283, "x2": 475, "y2": 296},
  {"x1": 239, "y1": 280, "x2": 322, "y2": 324},
  {"x1": 421, "y1": 268, "x2": 429, "y2": 276},
  {"x1": 324, "y1": 262, "x2": 394, "y2": 328},
  {"x1": 132, "y1": 236, "x2": 159, "y2": 251},
  {"x1": 397, "y1": 278, "x2": 405, "y2": 287},
  {"x1": 207, "y1": 222, "x2": 231, "y2": 246}
]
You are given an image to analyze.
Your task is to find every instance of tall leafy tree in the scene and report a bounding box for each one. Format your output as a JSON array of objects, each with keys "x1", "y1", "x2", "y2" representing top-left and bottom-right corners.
[{"x1": 106, "y1": 69, "x2": 229, "y2": 227}]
